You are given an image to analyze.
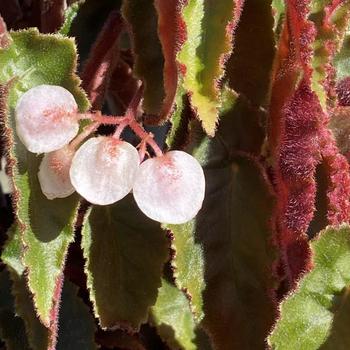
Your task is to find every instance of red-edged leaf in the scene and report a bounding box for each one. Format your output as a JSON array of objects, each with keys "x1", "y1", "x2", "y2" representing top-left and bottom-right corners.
[
  {"x1": 81, "y1": 11, "x2": 124, "y2": 110},
  {"x1": 310, "y1": 0, "x2": 350, "y2": 109},
  {"x1": 336, "y1": 77, "x2": 350, "y2": 106},
  {"x1": 107, "y1": 53, "x2": 139, "y2": 112},
  {"x1": 319, "y1": 125, "x2": 350, "y2": 225},
  {"x1": 0, "y1": 15, "x2": 10, "y2": 48},
  {"x1": 268, "y1": 1, "x2": 320, "y2": 287},
  {"x1": 0, "y1": 29, "x2": 89, "y2": 328},
  {"x1": 81, "y1": 196, "x2": 169, "y2": 331},
  {"x1": 153, "y1": 0, "x2": 187, "y2": 123},
  {"x1": 177, "y1": 0, "x2": 244, "y2": 135},
  {"x1": 122, "y1": 0, "x2": 165, "y2": 115}
]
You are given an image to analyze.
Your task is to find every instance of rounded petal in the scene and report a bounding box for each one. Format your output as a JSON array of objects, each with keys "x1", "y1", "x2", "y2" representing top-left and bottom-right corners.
[
  {"x1": 133, "y1": 150, "x2": 205, "y2": 224},
  {"x1": 38, "y1": 146, "x2": 75, "y2": 200},
  {"x1": 15, "y1": 85, "x2": 79, "y2": 153},
  {"x1": 70, "y1": 137, "x2": 140, "y2": 205}
]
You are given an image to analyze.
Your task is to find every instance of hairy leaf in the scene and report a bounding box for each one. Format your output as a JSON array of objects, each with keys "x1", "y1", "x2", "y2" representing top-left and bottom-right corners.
[
  {"x1": 81, "y1": 11, "x2": 123, "y2": 110},
  {"x1": 269, "y1": 224, "x2": 350, "y2": 350},
  {"x1": 334, "y1": 33, "x2": 350, "y2": 83},
  {"x1": 81, "y1": 195, "x2": 169, "y2": 330},
  {"x1": 319, "y1": 126, "x2": 350, "y2": 226},
  {"x1": 166, "y1": 221, "x2": 205, "y2": 321},
  {"x1": 272, "y1": 0, "x2": 285, "y2": 35},
  {"x1": 165, "y1": 89, "x2": 267, "y2": 331},
  {"x1": 2, "y1": 226, "x2": 48, "y2": 350},
  {"x1": 2, "y1": 226, "x2": 97, "y2": 350},
  {"x1": 310, "y1": 0, "x2": 350, "y2": 109},
  {"x1": 0, "y1": 29, "x2": 89, "y2": 326},
  {"x1": 153, "y1": 0, "x2": 186, "y2": 123},
  {"x1": 59, "y1": 1, "x2": 84, "y2": 36},
  {"x1": 150, "y1": 279, "x2": 197, "y2": 350},
  {"x1": 168, "y1": 109, "x2": 277, "y2": 349},
  {"x1": 122, "y1": 0, "x2": 165, "y2": 115},
  {"x1": 268, "y1": 0, "x2": 322, "y2": 286},
  {"x1": 0, "y1": 14, "x2": 10, "y2": 48},
  {"x1": 177, "y1": 0, "x2": 244, "y2": 135},
  {"x1": 330, "y1": 106, "x2": 350, "y2": 155}
]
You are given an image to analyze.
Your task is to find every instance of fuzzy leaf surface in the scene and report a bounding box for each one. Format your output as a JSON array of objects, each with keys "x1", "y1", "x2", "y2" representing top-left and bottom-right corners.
[
  {"x1": 269, "y1": 225, "x2": 350, "y2": 350},
  {"x1": 2, "y1": 226, "x2": 48, "y2": 350},
  {"x1": 177, "y1": 0, "x2": 243, "y2": 135},
  {"x1": 334, "y1": 33, "x2": 350, "y2": 82},
  {"x1": 310, "y1": 0, "x2": 350, "y2": 108},
  {"x1": 167, "y1": 105, "x2": 277, "y2": 348},
  {"x1": 59, "y1": 1, "x2": 83, "y2": 36},
  {"x1": 81, "y1": 195, "x2": 169, "y2": 330},
  {"x1": 150, "y1": 279, "x2": 197, "y2": 350},
  {"x1": 0, "y1": 28, "x2": 89, "y2": 326},
  {"x1": 2, "y1": 226, "x2": 97, "y2": 350},
  {"x1": 153, "y1": 0, "x2": 186, "y2": 122},
  {"x1": 167, "y1": 221, "x2": 205, "y2": 321},
  {"x1": 165, "y1": 89, "x2": 268, "y2": 337}
]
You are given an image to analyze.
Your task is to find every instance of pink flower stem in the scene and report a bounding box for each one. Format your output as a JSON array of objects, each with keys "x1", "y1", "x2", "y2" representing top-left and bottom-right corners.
[
  {"x1": 112, "y1": 84, "x2": 164, "y2": 157},
  {"x1": 76, "y1": 84, "x2": 163, "y2": 157},
  {"x1": 69, "y1": 122, "x2": 99, "y2": 149},
  {"x1": 129, "y1": 119, "x2": 163, "y2": 157},
  {"x1": 79, "y1": 111, "x2": 126, "y2": 124}
]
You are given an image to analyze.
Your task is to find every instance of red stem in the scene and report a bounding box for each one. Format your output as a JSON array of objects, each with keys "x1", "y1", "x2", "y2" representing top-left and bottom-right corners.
[{"x1": 74, "y1": 85, "x2": 163, "y2": 157}]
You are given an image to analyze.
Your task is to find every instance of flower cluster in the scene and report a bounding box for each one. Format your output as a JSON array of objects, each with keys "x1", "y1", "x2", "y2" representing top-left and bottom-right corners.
[{"x1": 15, "y1": 85, "x2": 205, "y2": 224}]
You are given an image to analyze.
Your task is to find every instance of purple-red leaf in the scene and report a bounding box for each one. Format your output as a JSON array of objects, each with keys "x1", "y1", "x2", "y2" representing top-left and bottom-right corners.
[
  {"x1": 268, "y1": 0, "x2": 319, "y2": 287},
  {"x1": 81, "y1": 11, "x2": 124, "y2": 110},
  {"x1": 0, "y1": 15, "x2": 10, "y2": 49}
]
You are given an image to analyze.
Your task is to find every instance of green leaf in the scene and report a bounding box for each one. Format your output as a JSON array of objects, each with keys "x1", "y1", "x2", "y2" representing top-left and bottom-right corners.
[
  {"x1": 177, "y1": 0, "x2": 243, "y2": 135},
  {"x1": 59, "y1": 1, "x2": 84, "y2": 36},
  {"x1": 166, "y1": 221, "x2": 205, "y2": 321},
  {"x1": 164, "y1": 89, "x2": 268, "y2": 340},
  {"x1": 269, "y1": 225, "x2": 350, "y2": 350},
  {"x1": 150, "y1": 279, "x2": 198, "y2": 350},
  {"x1": 122, "y1": 0, "x2": 165, "y2": 115},
  {"x1": 226, "y1": 0, "x2": 275, "y2": 107},
  {"x1": 81, "y1": 195, "x2": 169, "y2": 330},
  {"x1": 167, "y1": 102, "x2": 276, "y2": 348},
  {"x1": 272, "y1": 0, "x2": 285, "y2": 35},
  {"x1": 2, "y1": 226, "x2": 48, "y2": 350},
  {"x1": 0, "y1": 28, "x2": 89, "y2": 326},
  {"x1": 310, "y1": 1, "x2": 350, "y2": 108},
  {"x1": 2, "y1": 226, "x2": 97, "y2": 350},
  {"x1": 334, "y1": 29, "x2": 350, "y2": 82}
]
